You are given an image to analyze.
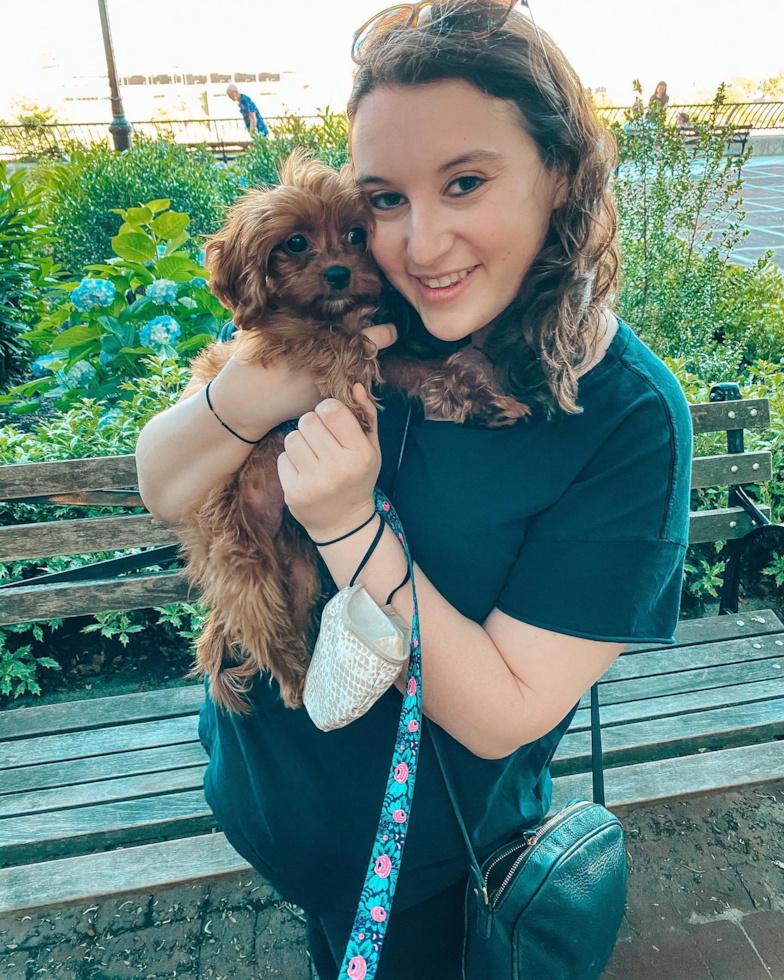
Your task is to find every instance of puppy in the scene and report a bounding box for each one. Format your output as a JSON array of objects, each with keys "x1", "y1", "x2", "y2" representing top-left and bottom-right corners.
[{"x1": 179, "y1": 151, "x2": 529, "y2": 714}]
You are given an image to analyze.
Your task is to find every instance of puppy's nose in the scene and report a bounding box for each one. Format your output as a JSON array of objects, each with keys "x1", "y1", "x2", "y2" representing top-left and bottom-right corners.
[{"x1": 324, "y1": 265, "x2": 351, "y2": 290}]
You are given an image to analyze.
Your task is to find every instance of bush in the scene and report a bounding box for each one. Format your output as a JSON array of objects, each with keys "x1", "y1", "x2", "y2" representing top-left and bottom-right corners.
[
  {"x1": 0, "y1": 199, "x2": 228, "y2": 413},
  {"x1": 0, "y1": 161, "x2": 62, "y2": 389},
  {"x1": 34, "y1": 138, "x2": 242, "y2": 273},
  {"x1": 613, "y1": 85, "x2": 784, "y2": 377},
  {"x1": 238, "y1": 109, "x2": 349, "y2": 187}
]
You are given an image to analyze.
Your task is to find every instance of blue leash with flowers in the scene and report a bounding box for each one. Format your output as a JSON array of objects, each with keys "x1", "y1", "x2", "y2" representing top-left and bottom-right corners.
[{"x1": 337, "y1": 486, "x2": 423, "y2": 980}]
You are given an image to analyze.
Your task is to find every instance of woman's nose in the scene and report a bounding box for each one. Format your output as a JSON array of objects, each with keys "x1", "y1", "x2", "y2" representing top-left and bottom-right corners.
[{"x1": 404, "y1": 208, "x2": 454, "y2": 271}]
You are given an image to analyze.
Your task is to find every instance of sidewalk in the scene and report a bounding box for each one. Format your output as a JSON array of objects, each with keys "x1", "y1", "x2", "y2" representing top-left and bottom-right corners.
[
  {"x1": 729, "y1": 156, "x2": 784, "y2": 269},
  {"x1": 1, "y1": 779, "x2": 782, "y2": 978}
]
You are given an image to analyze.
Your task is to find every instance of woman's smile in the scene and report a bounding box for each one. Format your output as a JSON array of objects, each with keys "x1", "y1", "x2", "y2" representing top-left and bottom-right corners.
[{"x1": 411, "y1": 265, "x2": 479, "y2": 304}]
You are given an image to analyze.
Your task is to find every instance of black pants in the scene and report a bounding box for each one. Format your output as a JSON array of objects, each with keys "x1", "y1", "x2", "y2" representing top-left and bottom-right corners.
[{"x1": 304, "y1": 874, "x2": 468, "y2": 980}]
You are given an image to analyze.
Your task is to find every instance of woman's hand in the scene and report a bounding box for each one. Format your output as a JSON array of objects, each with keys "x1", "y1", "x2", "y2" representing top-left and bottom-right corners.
[{"x1": 277, "y1": 383, "x2": 381, "y2": 542}]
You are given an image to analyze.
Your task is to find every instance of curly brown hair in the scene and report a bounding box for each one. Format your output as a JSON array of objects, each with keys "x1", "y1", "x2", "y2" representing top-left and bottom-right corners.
[{"x1": 347, "y1": 1, "x2": 620, "y2": 417}]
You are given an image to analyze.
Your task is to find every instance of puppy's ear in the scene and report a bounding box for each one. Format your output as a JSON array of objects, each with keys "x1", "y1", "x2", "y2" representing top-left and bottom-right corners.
[{"x1": 205, "y1": 191, "x2": 274, "y2": 327}]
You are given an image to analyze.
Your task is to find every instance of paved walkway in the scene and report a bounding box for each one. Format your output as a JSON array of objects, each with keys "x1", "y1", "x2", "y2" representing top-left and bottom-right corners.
[{"x1": 730, "y1": 156, "x2": 784, "y2": 268}]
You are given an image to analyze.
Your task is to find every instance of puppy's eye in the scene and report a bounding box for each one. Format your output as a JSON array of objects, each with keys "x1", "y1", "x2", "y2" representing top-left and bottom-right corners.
[
  {"x1": 347, "y1": 228, "x2": 367, "y2": 248},
  {"x1": 285, "y1": 235, "x2": 309, "y2": 253}
]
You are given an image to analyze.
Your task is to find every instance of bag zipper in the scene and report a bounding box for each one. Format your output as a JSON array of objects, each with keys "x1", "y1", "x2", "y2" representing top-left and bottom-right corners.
[{"x1": 484, "y1": 800, "x2": 593, "y2": 908}]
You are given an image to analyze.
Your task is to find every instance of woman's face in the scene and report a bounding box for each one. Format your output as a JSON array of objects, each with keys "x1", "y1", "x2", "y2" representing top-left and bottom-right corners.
[{"x1": 351, "y1": 80, "x2": 568, "y2": 343}]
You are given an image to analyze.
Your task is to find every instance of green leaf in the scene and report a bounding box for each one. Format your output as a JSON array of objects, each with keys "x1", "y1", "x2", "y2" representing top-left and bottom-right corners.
[
  {"x1": 125, "y1": 206, "x2": 153, "y2": 226},
  {"x1": 111, "y1": 232, "x2": 157, "y2": 263},
  {"x1": 98, "y1": 314, "x2": 135, "y2": 349},
  {"x1": 165, "y1": 231, "x2": 191, "y2": 253},
  {"x1": 156, "y1": 254, "x2": 201, "y2": 282},
  {"x1": 147, "y1": 199, "x2": 172, "y2": 214},
  {"x1": 50, "y1": 324, "x2": 101, "y2": 351},
  {"x1": 151, "y1": 212, "x2": 190, "y2": 240},
  {"x1": 176, "y1": 333, "x2": 216, "y2": 351}
]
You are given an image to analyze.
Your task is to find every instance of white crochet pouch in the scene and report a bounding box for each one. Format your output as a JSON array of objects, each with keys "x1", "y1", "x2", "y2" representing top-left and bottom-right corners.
[{"x1": 303, "y1": 583, "x2": 410, "y2": 732}]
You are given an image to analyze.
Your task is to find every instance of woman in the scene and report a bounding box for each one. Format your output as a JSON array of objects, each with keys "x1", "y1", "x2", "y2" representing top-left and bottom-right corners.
[
  {"x1": 650, "y1": 80, "x2": 670, "y2": 108},
  {"x1": 136, "y1": 3, "x2": 692, "y2": 977}
]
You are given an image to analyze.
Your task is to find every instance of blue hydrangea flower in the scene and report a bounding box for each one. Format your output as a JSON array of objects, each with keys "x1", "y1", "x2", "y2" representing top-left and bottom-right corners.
[
  {"x1": 190, "y1": 276, "x2": 207, "y2": 289},
  {"x1": 146, "y1": 279, "x2": 179, "y2": 305},
  {"x1": 156, "y1": 244, "x2": 167, "y2": 258},
  {"x1": 71, "y1": 278, "x2": 116, "y2": 312},
  {"x1": 140, "y1": 315, "x2": 181, "y2": 348},
  {"x1": 58, "y1": 361, "x2": 97, "y2": 389},
  {"x1": 239, "y1": 175, "x2": 248, "y2": 187},
  {"x1": 98, "y1": 350, "x2": 116, "y2": 368},
  {"x1": 198, "y1": 248, "x2": 206, "y2": 267},
  {"x1": 31, "y1": 353, "x2": 62, "y2": 378}
]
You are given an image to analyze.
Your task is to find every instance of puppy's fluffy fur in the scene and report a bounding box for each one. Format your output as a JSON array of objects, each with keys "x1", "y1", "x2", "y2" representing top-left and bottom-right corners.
[{"x1": 179, "y1": 152, "x2": 529, "y2": 714}]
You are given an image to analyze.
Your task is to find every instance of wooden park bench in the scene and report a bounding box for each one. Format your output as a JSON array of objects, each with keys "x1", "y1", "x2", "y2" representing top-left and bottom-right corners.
[{"x1": 0, "y1": 384, "x2": 782, "y2": 915}]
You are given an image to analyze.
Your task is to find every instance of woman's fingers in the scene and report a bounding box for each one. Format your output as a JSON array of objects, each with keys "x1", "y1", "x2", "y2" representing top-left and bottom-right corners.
[
  {"x1": 282, "y1": 427, "x2": 319, "y2": 467},
  {"x1": 362, "y1": 322, "x2": 398, "y2": 351},
  {"x1": 308, "y1": 399, "x2": 367, "y2": 451}
]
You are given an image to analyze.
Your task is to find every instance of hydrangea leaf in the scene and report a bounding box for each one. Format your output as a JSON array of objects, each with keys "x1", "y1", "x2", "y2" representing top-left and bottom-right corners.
[
  {"x1": 151, "y1": 212, "x2": 190, "y2": 240},
  {"x1": 50, "y1": 324, "x2": 101, "y2": 351},
  {"x1": 111, "y1": 232, "x2": 157, "y2": 263}
]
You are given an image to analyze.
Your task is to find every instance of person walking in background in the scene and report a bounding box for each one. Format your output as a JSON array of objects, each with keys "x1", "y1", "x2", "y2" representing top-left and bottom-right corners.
[
  {"x1": 226, "y1": 83, "x2": 269, "y2": 137},
  {"x1": 649, "y1": 80, "x2": 670, "y2": 108}
]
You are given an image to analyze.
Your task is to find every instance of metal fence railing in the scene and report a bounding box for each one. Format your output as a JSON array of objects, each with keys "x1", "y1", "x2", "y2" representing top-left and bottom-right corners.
[{"x1": 2, "y1": 104, "x2": 783, "y2": 162}]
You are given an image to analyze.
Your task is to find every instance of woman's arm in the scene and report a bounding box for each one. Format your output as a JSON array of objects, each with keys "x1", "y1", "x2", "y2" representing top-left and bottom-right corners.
[
  {"x1": 136, "y1": 324, "x2": 397, "y2": 525},
  {"x1": 313, "y1": 513, "x2": 621, "y2": 760},
  {"x1": 135, "y1": 356, "x2": 321, "y2": 525},
  {"x1": 278, "y1": 389, "x2": 624, "y2": 761}
]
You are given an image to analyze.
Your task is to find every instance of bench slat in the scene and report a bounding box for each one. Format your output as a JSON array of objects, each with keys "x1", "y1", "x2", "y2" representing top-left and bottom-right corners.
[
  {"x1": 607, "y1": 632, "x2": 784, "y2": 682},
  {"x1": 0, "y1": 832, "x2": 249, "y2": 914},
  {"x1": 0, "y1": 455, "x2": 138, "y2": 500},
  {"x1": 578, "y1": 650, "x2": 784, "y2": 709},
  {"x1": 0, "y1": 570, "x2": 192, "y2": 626},
  {"x1": 2, "y1": 740, "x2": 783, "y2": 913},
  {"x1": 689, "y1": 505, "x2": 772, "y2": 544},
  {"x1": 0, "y1": 742, "x2": 208, "y2": 796},
  {"x1": 0, "y1": 514, "x2": 178, "y2": 562},
  {"x1": 691, "y1": 451, "x2": 772, "y2": 489},
  {"x1": 626, "y1": 609, "x2": 783, "y2": 653},
  {"x1": 571, "y1": 676, "x2": 784, "y2": 731},
  {"x1": 0, "y1": 765, "x2": 207, "y2": 819},
  {"x1": 0, "y1": 685, "x2": 205, "y2": 741},
  {"x1": 690, "y1": 398, "x2": 770, "y2": 435},
  {"x1": 555, "y1": 697, "x2": 784, "y2": 774},
  {"x1": 0, "y1": 715, "x2": 198, "y2": 769},
  {"x1": 0, "y1": 789, "x2": 214, "y2": 865},
  {"x1": 551, "y1": 739, "x2": 784, "y2": 812}
]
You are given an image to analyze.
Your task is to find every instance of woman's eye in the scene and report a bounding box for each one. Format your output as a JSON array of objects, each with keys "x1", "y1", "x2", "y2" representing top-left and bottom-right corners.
[
  {"x1": 447, "y1": 175, "x2": 485, "y2": 196},
  {"x1": 285, "y1": 235, "x2": 309, "y2": 253},
  {"x1": 347, "y1": 227, "x2": 367, "y2": 247},
  {"x1": 369, "y1": 192, "x2": 404, "y2": 212}
]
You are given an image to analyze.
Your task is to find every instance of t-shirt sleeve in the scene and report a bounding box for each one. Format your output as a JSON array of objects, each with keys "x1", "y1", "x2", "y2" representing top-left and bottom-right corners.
[{"x1": 496, "y1": 382, "x2": 692, "y2": 644}]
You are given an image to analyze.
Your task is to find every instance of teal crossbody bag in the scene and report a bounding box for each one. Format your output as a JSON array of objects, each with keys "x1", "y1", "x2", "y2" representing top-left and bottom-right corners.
[{"x1": 429, "y1": 692, "x2": 628, "y2": 980}]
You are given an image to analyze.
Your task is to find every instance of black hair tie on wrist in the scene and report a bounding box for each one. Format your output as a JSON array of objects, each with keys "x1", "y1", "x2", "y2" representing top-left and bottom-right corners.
[
  {"x1": 205, "y1": 380, "x2": 263, "y2": 445},
  {"x1": 310, "y1": 511, "x2": 378, "y2": 547}
]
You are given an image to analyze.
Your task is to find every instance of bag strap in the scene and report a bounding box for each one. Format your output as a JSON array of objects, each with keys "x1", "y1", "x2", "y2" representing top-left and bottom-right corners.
[{"x1": 390, "y1": 397, "x2": 607, "y2": 899}]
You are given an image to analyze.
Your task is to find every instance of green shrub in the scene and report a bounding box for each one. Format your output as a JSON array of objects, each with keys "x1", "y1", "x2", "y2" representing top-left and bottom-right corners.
[
  {"x1": 613, "y1": 85, "x2": 784, "y2": 377},
  {"x1": 0, "y1": 199, "x2": 228, "y2": 413},
  {"x1": 238, "y1": 109, "x2": 349, "y2": 187},
  {"x1": 0, "y1": 161, "x2": 62, "y2": 390},
  {"x1": 33, "y1": 138, "x2": 241, "y2": 273}
]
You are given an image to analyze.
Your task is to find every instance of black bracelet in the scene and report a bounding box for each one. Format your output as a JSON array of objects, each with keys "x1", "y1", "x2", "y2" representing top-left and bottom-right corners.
[
  {"x1": 205, "y1": 380, "x2": 263, "y2": 445},
  {"x1": 310, "y1": 511, "x2": 378, "y2": 547}
]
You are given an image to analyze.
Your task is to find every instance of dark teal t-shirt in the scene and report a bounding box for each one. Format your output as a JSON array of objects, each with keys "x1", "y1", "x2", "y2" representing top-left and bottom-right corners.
[{"x1": 198, "y1": 317, "x2": 692, "y2": 916}]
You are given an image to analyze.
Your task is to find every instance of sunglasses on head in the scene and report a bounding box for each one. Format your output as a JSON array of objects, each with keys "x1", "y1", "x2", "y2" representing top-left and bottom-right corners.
[{"x1": 352, "y1": 0, "x2": 550, "y2": 68}]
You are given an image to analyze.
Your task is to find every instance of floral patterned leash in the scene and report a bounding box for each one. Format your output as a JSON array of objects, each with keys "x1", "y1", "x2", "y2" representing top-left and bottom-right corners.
[{"x1": 337, "y1": 485, "x2": 423, "y2": 980}]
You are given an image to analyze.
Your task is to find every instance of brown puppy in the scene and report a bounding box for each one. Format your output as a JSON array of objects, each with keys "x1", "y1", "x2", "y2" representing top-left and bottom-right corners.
[{"x1": 179, "y1": 152, "x2": 529, "y2": 714}]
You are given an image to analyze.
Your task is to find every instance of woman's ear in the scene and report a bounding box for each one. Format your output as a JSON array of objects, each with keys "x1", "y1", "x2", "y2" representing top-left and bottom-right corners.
[{"x1": 553, "y1": 174, "x2": 569, "y2": 210}]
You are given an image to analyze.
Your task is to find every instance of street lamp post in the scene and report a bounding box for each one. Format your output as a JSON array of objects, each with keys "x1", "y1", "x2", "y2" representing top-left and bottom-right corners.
[{"x1": 97, "y1": 0, "x2": 132, "y2": 151}]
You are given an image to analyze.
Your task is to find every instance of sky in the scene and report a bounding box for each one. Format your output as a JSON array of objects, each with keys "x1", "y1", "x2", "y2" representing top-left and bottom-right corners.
[{"x1": 2, "y1": 0, "x2": 784, "y2": 117}]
